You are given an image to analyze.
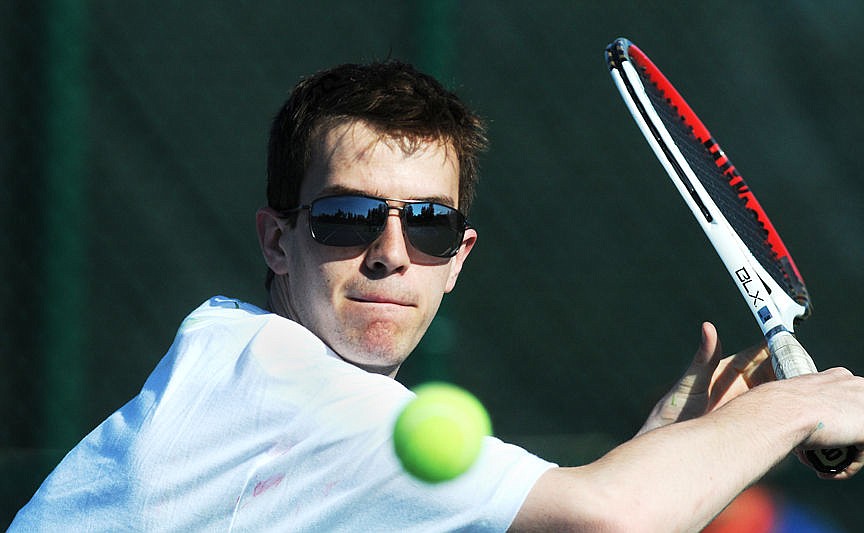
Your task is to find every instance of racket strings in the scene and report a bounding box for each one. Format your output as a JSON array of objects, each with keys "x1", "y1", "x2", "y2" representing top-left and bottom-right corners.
[{"x1": 638, "y1": 69, "x2": 803, "y2": 303}]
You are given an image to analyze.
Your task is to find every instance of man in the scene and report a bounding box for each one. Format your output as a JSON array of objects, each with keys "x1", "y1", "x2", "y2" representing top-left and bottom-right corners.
[{"x1": 12, "y1": 61, "x2": 864, "y2": 531}]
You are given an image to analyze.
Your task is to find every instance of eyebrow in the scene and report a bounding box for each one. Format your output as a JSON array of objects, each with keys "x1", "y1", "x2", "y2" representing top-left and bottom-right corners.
[{"x1": 315, "y1": 185, "x2": 457, "y2": 208}]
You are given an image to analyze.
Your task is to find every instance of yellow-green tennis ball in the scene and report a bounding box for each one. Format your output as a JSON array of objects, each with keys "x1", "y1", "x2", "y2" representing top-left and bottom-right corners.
[{"x1": 393, "y1": 382, "x2": 492, "y2": 483}]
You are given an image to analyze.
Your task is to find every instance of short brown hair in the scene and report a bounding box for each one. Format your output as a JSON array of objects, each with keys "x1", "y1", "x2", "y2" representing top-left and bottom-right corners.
[{"x1": 267, "y1": 60, "x2": 487, "y2": 216}]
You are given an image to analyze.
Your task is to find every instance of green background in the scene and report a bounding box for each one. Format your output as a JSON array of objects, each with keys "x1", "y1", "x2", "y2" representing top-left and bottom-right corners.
[{"x1": 3, "y1": 1, "x2": 863, "y2": 529}]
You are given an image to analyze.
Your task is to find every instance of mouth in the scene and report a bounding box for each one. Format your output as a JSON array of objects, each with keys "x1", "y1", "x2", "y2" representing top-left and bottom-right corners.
[{"x1": 348, "y1": 293, "x2": 415, "y2": 307}]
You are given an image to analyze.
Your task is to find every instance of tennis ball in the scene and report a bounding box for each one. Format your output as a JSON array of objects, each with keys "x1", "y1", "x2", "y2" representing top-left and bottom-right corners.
[{"x1": 393, "y1": 382, "x2": 492, "y2": 483}]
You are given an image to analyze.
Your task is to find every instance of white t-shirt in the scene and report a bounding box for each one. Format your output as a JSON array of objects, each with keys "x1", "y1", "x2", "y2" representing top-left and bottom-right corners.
[{"x1": 12, "y1": 296, "x2": 554, "y2": 532}]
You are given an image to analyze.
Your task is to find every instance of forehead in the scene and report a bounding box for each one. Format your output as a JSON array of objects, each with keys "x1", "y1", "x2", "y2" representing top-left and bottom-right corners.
[{"x1": 303, "y1": 121, "x2": 460, "y2": 205}]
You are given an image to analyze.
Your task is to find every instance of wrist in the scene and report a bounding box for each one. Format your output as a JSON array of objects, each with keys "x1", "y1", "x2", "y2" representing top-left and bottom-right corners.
[{"x1": 740, "y1": 379, "x2": 817, "y2": 447}]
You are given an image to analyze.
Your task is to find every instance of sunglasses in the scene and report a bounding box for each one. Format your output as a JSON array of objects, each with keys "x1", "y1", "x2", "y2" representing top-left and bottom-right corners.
[{"x1": 284, "y1": 194, "x2": 469, "y2": 258}]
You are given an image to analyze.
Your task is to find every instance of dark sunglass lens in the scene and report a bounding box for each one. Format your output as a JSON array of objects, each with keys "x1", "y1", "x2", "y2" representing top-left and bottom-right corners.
[
  {"x1": 404, "y1": 203, "x2": 465, "y2": 257},
  {"x1": 309, "y1": 196, "x2": 387, "y2": 246}
]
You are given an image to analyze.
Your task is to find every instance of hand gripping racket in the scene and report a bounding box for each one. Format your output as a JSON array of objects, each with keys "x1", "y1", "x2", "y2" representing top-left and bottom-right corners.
[{"x1": 605, "y1": 37, "x2": 854, "y2": 474}]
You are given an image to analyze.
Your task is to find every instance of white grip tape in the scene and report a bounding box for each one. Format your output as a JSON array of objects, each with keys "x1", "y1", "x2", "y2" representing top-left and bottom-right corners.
[{"x1": 768, "y1": 330, "x2": 818, "y2": 379}]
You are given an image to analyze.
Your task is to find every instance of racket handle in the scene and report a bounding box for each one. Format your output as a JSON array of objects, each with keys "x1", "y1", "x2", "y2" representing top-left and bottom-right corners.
[
  {"x1": 768, "y1": 329, "x2": 817, "y2": 379},
  {"x1": 767, "y1": 330, "x2": 856, "y2": 474}
]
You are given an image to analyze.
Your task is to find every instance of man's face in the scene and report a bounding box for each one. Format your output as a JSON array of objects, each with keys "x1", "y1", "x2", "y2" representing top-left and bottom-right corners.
[{"x1": 268, "y1": 121, "x2": 476, "y2": 376}]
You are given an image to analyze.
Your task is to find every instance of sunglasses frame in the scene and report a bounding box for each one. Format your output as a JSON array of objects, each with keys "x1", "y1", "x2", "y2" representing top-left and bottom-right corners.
[{"x1": 282, "y1": 193, "x2": 471, "y2": 258}]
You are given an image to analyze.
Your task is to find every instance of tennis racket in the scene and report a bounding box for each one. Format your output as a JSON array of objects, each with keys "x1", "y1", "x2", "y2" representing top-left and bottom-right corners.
[{"x1": 605, "y1": 37, "x2": 854, "y2": 474}]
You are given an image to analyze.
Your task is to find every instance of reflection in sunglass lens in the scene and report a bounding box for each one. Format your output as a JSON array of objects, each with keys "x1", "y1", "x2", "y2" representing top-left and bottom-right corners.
[
  {"x1": 309, "y1": 196, "x2": 387, "y2": 246},
  {"x1": 404, "y1": 203, "x2": 464, "y2": 257},
  {"x1": 306, "y1": 195, "x2": 466, "y2": 258}
]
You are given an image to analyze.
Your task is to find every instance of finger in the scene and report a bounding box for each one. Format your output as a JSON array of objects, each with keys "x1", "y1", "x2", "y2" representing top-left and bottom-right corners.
[
  {"x1": 706, "y1": 327, "x2": 767, "y2": 411},
  {"x1": 728, "y1": 342, "x2": 769, "y2": 372},
  {"x1": 831, "y1": 446, "x2": 864, "y2": 480},
  {"x1": 729, "y1": 342, "x2": 773, "y2": 387},
  {"x1": 822, "y1": 366, "x2": 854, "y2": 378},
  {"x1": 794, "y1": 445, "x2": 864, "y2": 480}
]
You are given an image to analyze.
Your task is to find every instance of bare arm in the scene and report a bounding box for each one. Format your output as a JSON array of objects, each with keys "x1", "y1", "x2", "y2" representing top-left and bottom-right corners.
[{"x1": 509, "y1": 327, "x2": 864, "y2": 532}]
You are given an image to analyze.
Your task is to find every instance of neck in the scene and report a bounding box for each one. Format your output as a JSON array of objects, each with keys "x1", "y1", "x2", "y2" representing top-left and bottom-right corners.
[{"x1": 267, "y1": 275, "x2": 293, "y2": 319}]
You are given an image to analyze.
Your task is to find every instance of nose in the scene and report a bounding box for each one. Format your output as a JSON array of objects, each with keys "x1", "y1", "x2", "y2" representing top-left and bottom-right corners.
[{"x1": 363, "y1": 208, "x2": 410, "y2": 276}]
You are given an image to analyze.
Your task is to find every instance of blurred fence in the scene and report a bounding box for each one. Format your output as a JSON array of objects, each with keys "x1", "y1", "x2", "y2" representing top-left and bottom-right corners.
[{"x1": 3, "y1": 2, "x2": 863, "y2": 530}]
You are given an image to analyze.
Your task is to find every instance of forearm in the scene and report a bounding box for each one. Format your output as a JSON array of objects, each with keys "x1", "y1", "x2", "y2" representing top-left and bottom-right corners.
[
  {"x1": 513, "y1": 380, "x2": 813, "y2": 532},
  {"x1": 588, "y1": 388, "x2": 806, "y2": 530}
]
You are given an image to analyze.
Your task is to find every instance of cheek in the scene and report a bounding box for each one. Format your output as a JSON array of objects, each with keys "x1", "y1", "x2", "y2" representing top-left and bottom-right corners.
[
  {"x1": 416, "y1": 269, "x2": 452, "y2": 322},
  {"x1": 282, "y1": 245, "x2": 338, "y2": 321},
  {"x1": 291, "y1": 260, "x2": 343, "y2": 312}
]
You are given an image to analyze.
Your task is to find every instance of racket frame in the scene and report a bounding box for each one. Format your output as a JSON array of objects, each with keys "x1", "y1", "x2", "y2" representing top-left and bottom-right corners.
[
  {"x1": 611, "y1": 60, "x2": 805, "y2": 336},
  {"x1": 607, "y1": 38, "x2": 853, "y2": 472}
]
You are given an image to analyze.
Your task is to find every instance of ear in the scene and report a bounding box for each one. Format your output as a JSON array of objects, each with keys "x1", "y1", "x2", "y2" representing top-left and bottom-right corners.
[
  {"x1": 256, "y1": 207, "x2": 290, "y2": 275},
  {"x1": 444, "y1": 227, "x2": 477, "y2": 293}
]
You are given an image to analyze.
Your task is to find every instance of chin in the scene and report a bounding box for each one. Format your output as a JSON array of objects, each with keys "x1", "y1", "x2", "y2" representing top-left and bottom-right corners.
[
  {"x1": 344, "y1": 343, "x2": 412, "y2": 377},
  {"x1": 332, "y1": 346, "x2": 403, "y2": 376},
  {"x1": 330, "y1": 320, "x2": 420, "y2": 376}
]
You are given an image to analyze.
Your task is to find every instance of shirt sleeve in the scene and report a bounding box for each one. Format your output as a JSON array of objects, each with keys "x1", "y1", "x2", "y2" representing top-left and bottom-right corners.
[
  {"x1": 10, "y1": 297, "x2": 556, "y2": 532},
  {"x1": 228, "y1": 315, "x2": 557, "y2": 532}
]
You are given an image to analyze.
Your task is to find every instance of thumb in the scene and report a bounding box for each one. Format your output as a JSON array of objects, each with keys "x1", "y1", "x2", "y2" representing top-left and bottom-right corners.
[
  {"x1": 637, "y1": 322, "x2": 724, "y2": 435},
  {"x1": 682, "y1": 322, "x2": 723, "y2": 395}
]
